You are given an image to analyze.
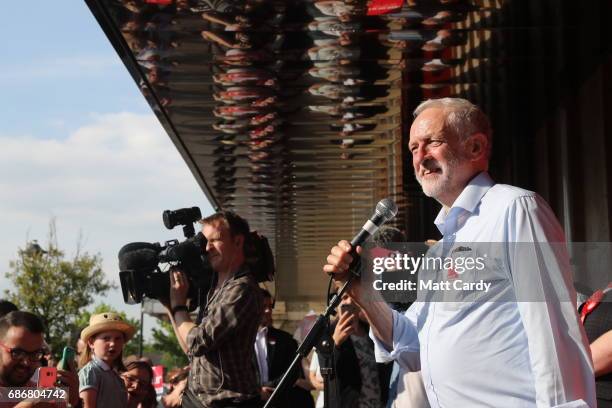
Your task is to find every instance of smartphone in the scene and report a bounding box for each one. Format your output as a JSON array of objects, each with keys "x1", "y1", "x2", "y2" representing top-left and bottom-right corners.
[
  {"x1": 37, "y1": 367, "x2": 57, "y2": 388},
  {"x1": 58, "y1": 346, "x2": 75, "y2": 371},
  {"x1": 340, "y1": 303, "x2": 355, "y2": 314}
]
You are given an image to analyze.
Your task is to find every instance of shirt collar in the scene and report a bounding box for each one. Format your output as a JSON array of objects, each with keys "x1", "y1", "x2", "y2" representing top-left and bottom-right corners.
[
  {"x1": 434, "y1": 172, "x2": 494, "y2": 235},
  {"x1": 92, "y1": 356, "x2": 112, "y2": 371},
  {"x1": 212, "y1": 264, "x2": 251, "y2": 286},
  {"x1": 233, "y1": 264, "x2": 251, "y2": 279}
]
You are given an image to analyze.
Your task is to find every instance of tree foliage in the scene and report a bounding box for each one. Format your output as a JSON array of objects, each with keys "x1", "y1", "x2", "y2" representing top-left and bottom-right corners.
[
  {"x1": 4, "y1": 220, "x2": 114, "y2": 357},
  {"x1": 150, "y1": 319, "x2": 188, "y2": 369}
]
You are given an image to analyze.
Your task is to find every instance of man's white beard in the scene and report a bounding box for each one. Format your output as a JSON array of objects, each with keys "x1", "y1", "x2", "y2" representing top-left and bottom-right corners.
[{"x1": 415, "y1": 153, "x2": 462, "y2": 200}]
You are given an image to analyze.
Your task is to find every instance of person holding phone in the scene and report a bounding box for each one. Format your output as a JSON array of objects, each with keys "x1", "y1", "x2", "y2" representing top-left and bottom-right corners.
[
  {"x1": 0, "y1": 311, "x2": 79, "y2": 408},
  {"x1": 311, "y1": 293, "x2": 391, "y2": 408}
]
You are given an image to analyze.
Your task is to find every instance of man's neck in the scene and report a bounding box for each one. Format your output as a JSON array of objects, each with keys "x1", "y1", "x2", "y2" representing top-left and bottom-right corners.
[
  {"x1": 438, "y1": 170, "x2": 484, "y2": 211},
  {"x1": 215, "y1": 263, "x2": 243, "y2": 289}
]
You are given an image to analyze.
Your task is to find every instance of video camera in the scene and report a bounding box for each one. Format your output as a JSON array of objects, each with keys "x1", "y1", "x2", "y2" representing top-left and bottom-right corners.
[{"x1": 118, "y1": 207, "x2": 274, "y2": 310}]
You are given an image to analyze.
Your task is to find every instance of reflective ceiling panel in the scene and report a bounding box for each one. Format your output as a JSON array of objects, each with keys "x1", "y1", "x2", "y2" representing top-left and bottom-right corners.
[{"x1": 86, "y1": 0, "x2": 515, "y2": 301}]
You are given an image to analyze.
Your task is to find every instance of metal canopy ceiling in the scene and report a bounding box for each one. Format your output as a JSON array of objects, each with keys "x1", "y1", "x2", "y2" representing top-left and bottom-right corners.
[{"x1": 85, "y1": 0, "x2": 518, "y2": 302}]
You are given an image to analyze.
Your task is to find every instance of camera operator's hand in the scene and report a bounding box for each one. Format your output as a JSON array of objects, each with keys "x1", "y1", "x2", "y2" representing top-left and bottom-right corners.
[{"x1": 169, "y1": 267, "x2": 189, "y2": 308}]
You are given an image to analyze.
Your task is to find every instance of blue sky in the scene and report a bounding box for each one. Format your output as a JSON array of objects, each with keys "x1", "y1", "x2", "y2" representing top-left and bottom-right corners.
[
  {"x1": 0, "y1": 2, "x2": 213, "y2": 340},
  {"x1": 0, "y1": 2, "x2": 151, "y2": 138}
]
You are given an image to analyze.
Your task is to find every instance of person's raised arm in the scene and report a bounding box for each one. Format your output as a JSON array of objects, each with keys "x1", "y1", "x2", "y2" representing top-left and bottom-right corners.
[
  {"x1": 591, "y1": 329, "x2": 612, "y2": 377},
  {"x1": 167, "y1": 309, "x2": 189, "y2": 354},
  {"x1": 323, "y1": 240, "x2": 394, "y2": 349},
  {"x1": 161, "y1": 268, "x2": 194, "y2": 352},
  {"x1": 80, "y1": 389, "x2": 97, "y2": 408}
]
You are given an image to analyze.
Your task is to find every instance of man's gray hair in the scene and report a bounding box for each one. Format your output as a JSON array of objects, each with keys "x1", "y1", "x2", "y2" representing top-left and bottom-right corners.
[{"x1": 414, "y1": 98, "x2": 492, "y2": 156}]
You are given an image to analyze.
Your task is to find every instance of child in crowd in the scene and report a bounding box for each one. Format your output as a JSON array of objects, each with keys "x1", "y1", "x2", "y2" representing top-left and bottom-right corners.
[
  {"x1": 121, "y1": 356, "x2": 156, "y2": 408},
  {"x1": 78, "y1": 312, "x2": 136, "y2": 408}
]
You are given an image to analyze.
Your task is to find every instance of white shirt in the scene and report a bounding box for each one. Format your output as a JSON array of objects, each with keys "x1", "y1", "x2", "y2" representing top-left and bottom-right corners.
[
  {"x1": 254, "y1": 326, "x2": 269, "y2": 384},
  {"x1": 309, "y1": 352, "x2": 325, "y2": 408},
  {"x1": 372, "y1": 172, "x2": 596, "y2": 408}
]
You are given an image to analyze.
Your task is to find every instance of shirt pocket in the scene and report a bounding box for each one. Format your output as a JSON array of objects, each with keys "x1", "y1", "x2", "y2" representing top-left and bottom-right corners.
[
  {"x1": 191, "y1": 351, "x2": 223, "y2": 393},
  {"x1": 442, "y1": 246, "x2": 509, "y2": 306},
  {"x1": 458, "y1": 245, "x2": 511, "y2": 304}
]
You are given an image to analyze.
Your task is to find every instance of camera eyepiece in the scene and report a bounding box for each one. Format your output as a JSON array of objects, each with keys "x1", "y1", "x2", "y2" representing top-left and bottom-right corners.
[{"x1": 163, "y1": 207, "x2": 202, "y2": 230}]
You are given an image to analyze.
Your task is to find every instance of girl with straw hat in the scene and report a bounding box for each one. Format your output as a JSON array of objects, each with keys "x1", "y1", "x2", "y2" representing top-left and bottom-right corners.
[{"x1": 78, "y1": 312, "x2": 136, "y2": 408}]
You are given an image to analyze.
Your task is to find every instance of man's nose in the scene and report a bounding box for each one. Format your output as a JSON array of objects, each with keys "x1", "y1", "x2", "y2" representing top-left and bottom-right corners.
[{"x1": 412, "y1": 145, "x2": 429, "y2": 168}]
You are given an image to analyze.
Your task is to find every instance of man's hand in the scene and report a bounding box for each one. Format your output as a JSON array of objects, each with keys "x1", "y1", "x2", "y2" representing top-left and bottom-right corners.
[
  {"x1": 56, "y1": 369, "x2": 79, "y2": 407},
  {"x1": 168, "y1": 268, "x2": 196, "y2": 349},
  {"x1": 323, "y1": 240, "x2": 356, "y2": 279},
  {"x1": 162, "y1": 378, "x2": 187, "y2": 408},
  {"x1": 259, "y1": 386, "x2": 275, "y2": 401},
  {"x1": 323, "y1": 240, "x2": 366, "y2": 302},
  {"x1": 169, "y1": 268, "x2": 189, "y2": 308},
  {"x1": 324, "y1": 240, "x2": 394, "y2": 348},
  {"x1": 332, "y1": 308, "x2": 356, "y2": 347}
]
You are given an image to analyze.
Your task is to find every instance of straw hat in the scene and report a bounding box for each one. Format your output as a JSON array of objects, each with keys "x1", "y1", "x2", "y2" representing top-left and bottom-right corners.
[{"x1": 80, "y1": 312, "x2": 136, "y2": 343}]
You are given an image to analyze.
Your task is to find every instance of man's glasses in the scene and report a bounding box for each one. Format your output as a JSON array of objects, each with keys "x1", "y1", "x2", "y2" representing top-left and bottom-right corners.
[{"x1": 0, "y1": 342, "x2": 45, "y2": 363}]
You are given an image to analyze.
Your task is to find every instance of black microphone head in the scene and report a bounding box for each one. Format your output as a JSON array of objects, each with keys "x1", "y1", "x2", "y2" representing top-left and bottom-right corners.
[
  {"x1": 118, "y1": 242, "x2": 160, "y2": 271},
  {"x1": 375, "y1": 198, "x2": 398, "y2": 224}
]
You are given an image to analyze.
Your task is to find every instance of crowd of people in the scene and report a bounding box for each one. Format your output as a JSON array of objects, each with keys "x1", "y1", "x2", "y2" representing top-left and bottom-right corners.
[{"x1": 0, "y1": 304, "x2": 174, "y2": 408}]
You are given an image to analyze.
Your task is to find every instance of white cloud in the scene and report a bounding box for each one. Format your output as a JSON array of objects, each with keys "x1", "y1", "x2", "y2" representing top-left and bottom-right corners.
[
  {"x1": 0, "y1": 55, "x2": 121, "y2": 84},
  {"x1": 0, "y1": 112, "x2": 213, "y2": 326}
]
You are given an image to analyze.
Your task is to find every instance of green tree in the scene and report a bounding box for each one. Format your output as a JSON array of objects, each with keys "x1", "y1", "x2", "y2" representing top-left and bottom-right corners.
[
  {"x1": 150, "y1": 319, "x2": 188, "y2": 369},
  {"x1": 75, "y1": 303, "x2": 145, "y2": 358},
  {"x1": 4, "y1": 220, "x2": 114, "y2": 358}
]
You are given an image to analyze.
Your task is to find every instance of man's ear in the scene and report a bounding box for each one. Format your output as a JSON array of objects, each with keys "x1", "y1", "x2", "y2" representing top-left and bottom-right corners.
[
  {"x1": 234, "y1": 234, "x2": 244, "y2": 249},
  {"x1": 467, "y1": 132, "x2": 488, "y2": 161}
]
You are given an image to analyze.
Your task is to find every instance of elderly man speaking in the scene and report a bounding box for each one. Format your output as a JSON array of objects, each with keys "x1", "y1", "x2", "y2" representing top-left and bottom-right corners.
[{"x1": 324, "y1": 98, "x2": 596, "y2": 408}]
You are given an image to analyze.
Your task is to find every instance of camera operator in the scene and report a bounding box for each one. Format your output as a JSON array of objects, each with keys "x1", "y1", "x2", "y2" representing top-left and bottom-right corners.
[{"x1": 163, "y1": 211, "x2": 263, "y2": 408}]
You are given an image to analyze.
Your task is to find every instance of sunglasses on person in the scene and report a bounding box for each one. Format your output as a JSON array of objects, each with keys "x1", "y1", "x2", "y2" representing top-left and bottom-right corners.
[{"x1": 0, "y1": 342, "x2": 46, "y2": 363}]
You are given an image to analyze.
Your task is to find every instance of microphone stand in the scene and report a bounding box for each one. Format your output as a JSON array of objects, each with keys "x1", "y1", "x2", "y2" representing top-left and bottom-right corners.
[
  {"x1": 264, "y1": 198, "x2": 397, "y2": 408},
  {"x1": 264, "y1": 269, "x2": 359, "y2": 408}
]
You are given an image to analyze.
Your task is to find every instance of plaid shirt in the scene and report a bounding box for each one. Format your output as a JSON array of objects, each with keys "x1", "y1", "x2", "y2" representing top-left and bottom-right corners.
[{"x1": 186, "y1": 267, "x2": 262, "y2": 407}]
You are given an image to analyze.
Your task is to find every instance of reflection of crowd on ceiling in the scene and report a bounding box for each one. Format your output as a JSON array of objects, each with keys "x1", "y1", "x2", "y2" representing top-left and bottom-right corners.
[{"x1": 108, "y1": 0, "x2": 474, "y2": 166}]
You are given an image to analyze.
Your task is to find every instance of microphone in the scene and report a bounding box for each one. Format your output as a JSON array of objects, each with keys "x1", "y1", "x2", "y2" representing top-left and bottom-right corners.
[
  {"x1": 118, "y1": 242, "x2": 161, "y2": 271},
  {"x1": 350, "y1": 198, "x2": 398, "y2": 248},
  {"x1": 344, "y1": 198, "x2": 398, "y2": 276}
]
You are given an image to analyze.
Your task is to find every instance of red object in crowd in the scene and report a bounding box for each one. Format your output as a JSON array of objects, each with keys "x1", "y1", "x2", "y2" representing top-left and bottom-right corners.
[
  {"x1": 152, "y1": 365, "x2": 165, "y2": 396},
  {"x1": 367, "y1": 0, "x2": 403, "y2": 16},
  {"x1": 580, "y1": 282, "x2": 612, "y2": 324}
]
